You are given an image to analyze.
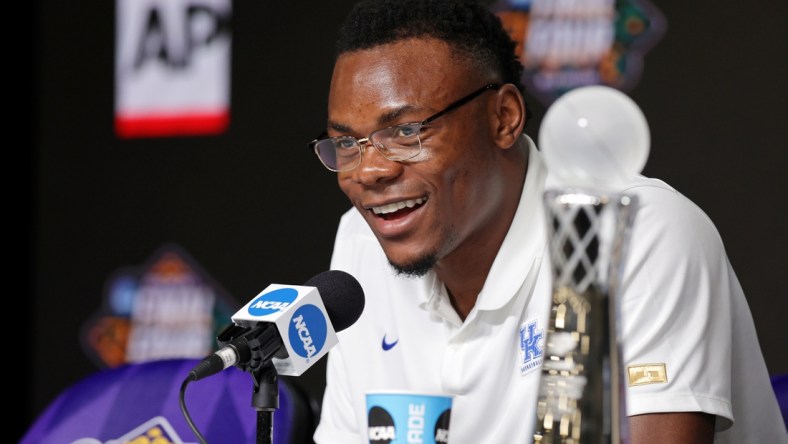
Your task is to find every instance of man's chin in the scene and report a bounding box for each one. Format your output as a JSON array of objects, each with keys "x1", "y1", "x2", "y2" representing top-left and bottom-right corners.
[{"x1": 388, "y1": 254, "x2": 437, "y2": 278}]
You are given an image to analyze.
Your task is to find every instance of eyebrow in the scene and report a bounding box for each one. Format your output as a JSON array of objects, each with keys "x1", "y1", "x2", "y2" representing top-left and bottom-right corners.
[{"x1": 327, "y1": 104, "x2": 422, "y2": 136}]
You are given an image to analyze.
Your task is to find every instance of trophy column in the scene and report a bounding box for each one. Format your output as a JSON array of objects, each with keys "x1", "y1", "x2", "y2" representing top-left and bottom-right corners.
[{"x1": 533, "y1": 190, "x2": 635, "y2": 443}]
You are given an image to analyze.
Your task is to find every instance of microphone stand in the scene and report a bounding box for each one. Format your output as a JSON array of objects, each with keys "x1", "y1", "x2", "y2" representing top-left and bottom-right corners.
[
  {"x1": 251, "y1": 361, "x2": 279, "y2": 444},
  {"x1": 216, "y1": 324, "x2": 285, "y2": 444}
]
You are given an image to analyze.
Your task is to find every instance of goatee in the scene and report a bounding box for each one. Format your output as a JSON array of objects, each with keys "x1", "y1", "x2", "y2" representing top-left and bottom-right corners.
[{"x1": 389, "y1": 253, "x2": 437, "y2": 278}]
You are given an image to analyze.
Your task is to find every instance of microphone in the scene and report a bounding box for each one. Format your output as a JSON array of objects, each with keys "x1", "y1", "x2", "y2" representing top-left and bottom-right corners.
[{"x1": 189, "y1": 269, "x2": 364, "y2": 381}]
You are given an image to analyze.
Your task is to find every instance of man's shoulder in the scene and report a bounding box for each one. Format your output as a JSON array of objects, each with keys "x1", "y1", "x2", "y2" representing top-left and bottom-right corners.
[
  {"x1": 617, "y1": 179, "x2": 725, "y2": 281},
  {"x1": 630, "y1": 175, "x2": 716, "y2": 220},
  {"x1": 620, "y1": 176, "x2": 717, "y2": 229},
  {"x1": 621, "y1": 175, "x2": 678, "y2": 200}
]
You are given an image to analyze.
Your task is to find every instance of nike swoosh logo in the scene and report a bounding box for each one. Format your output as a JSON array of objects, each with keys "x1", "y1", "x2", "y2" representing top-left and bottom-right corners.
[{"x1": 381, "y1": 335, "x2": 399, "y2": 351}]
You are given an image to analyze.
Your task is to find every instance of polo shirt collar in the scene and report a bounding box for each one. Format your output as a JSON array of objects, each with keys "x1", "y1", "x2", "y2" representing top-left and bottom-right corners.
[{"x1": 474, "y1": 136, "x2": 547, "y2": 312}]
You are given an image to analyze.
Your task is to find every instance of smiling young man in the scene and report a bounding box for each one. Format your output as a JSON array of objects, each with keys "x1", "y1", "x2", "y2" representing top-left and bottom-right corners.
[{"x1": 310, "y1": 1, "x2": 786, "y2": 443}]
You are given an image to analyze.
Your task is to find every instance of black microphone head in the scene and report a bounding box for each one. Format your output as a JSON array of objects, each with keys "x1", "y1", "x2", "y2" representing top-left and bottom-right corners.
[{"x1": 304, "y1": 270, "x2": 365, "y2": 332}]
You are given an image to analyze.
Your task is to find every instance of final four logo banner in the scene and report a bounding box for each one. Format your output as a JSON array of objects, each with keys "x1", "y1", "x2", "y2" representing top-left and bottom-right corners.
[{"x1": 231, "y1": 284, "x2": 338, "y2": 376}]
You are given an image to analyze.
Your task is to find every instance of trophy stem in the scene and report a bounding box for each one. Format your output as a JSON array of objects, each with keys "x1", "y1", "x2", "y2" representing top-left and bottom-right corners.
[{"x1": 534, "y1": 190, "x2": 636, "y2": 444}]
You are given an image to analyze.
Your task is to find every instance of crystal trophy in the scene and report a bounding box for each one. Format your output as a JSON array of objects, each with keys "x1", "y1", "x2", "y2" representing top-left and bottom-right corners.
[{"x1": 533, "y1": 86, "x2": 650, "y2": 443}]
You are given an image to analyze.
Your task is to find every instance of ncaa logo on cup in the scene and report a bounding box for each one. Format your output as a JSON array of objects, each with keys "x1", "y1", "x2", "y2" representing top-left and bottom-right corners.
[
  {"x1": 287, "y1": 304, "x2": 328, "y2": 359},
  {"x1": 367, "y1": 397, "x2": 451, "y2": 444},
  {"x1": 368, "y1": 406, "x2": 396, "y2": 443},
  {"x1": 248, "y1": 288, "x2": 298, "y2": 316}
]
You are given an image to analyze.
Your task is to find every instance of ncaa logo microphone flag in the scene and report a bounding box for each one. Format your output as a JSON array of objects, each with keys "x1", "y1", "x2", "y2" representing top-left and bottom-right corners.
[{"x1": 232, "y1": 284, "x2": 337, "y2": 376}]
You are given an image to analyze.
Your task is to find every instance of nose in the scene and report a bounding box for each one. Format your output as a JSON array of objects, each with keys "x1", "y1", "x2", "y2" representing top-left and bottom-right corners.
[{"x1": 347, "y1": 139, "x2": 403, "y2": 186}]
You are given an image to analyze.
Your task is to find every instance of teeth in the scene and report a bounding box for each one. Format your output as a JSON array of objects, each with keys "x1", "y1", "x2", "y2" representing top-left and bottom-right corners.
[{"x1": 372, "y1": 197, "x2": 426, "y2": 215}]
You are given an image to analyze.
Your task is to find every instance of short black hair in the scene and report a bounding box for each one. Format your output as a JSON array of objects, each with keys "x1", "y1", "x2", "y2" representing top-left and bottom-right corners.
[{"x1": 336, "y1": 0, "x2": 526, "y2": 99}]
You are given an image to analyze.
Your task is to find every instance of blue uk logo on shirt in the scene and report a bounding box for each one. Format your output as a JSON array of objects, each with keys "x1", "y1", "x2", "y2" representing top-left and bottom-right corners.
[{"x1": 519, "y1": 319, "x2": 544, "y2": 376}]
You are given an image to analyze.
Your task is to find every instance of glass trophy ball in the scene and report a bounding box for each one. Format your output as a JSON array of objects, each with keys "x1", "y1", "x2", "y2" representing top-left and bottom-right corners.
[{"x1": 538, "y1": 85, "x2": 650, "y2": 190}]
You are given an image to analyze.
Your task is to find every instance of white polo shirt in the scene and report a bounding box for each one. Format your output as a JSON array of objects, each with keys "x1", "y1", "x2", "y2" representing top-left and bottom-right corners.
[{"x1": 314, "y1": 139, "x2": 786, "y2": 443}]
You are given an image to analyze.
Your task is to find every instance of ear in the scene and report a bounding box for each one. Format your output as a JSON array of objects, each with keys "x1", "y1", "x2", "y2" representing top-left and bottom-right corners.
[{"x1": 489, "y1": 83, "x2": 526, "y2": 149}]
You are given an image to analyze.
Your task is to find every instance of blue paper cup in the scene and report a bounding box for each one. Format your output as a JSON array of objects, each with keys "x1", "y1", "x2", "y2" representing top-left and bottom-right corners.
[{"x1": 366, "y1": 390, "x2": 453, "y2": 444}]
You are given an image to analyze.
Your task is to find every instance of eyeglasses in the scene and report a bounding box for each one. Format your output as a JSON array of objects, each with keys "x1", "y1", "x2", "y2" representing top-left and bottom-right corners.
[{"x1": 309, "y1": 83, "x2": 502, "y2": 172}]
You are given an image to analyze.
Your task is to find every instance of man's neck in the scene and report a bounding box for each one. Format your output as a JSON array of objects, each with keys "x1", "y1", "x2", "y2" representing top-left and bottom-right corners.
[
  {"x1": 436, "y1": 252, "x2": 498, "y2": 321},
  {"x1": 435, "y1": 138, "x2": 530, "y2": 321}
]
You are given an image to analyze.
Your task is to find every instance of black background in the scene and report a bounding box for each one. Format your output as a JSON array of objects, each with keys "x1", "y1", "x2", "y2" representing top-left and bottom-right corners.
[{"x1": 25, "y1": 0, "x2": 787, "y2": 441}]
